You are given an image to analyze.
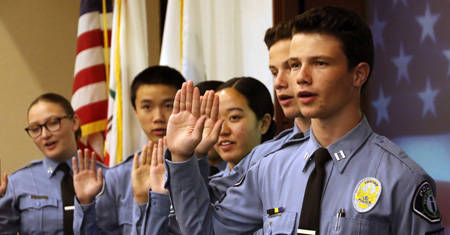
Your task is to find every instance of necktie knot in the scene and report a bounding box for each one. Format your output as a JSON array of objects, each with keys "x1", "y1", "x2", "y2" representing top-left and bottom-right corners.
[
  {"x1": 314, "y1": 147, "x2": 331, "y2": 167},
  {"x1": 293, "y1": 133, "x2": 305, "y2": 140},
  {"x1": 58, "y1": 163, "x2": 71, "y2": 175}
]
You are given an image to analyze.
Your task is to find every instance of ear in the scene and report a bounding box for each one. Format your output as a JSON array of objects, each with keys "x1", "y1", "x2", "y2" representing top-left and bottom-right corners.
[
  {"x1": 72, "y1": 114, "x2": 81, "y2": 132},
  {"x1": 353, "y1": 62, "x2": 370, "y2": 88},
  {"x1": 259, "y1": 113, "x2": 272, "y2": 135}
]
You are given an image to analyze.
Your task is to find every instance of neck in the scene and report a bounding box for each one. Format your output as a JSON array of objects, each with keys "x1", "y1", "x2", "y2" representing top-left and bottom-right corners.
[
  {"x1": 294, "y1": 116, "x2": 311, "y2": 133},
  {"x1": 311, "y1": 108, "x2": 362, "y2": 148}
]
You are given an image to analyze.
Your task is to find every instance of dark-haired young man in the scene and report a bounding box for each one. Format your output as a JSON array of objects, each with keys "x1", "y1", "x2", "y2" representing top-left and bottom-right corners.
[
  {"x1": 164, "y1": 6, "x2": 444, "y2": 235},
  {"x1": 73, "y1": 66, "x2": 186, "y2": 234}
]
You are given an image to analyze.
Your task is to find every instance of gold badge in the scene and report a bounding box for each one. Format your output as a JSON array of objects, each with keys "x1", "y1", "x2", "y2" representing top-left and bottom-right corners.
[{"x1": 353, "y1": 177, "x2": 382, "y2": 213}]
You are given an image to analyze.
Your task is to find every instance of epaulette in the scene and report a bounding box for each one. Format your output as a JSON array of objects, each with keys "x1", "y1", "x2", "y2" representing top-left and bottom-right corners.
[
  {"x1": 109, "y1": 152, "x2": 138, "y2": 169},
  {"x1": 373, "y1": 135, "x2": 426, "y2": 175},
  {"x1": 11, "y1": 159, "x2": 43, "y2": 176}
]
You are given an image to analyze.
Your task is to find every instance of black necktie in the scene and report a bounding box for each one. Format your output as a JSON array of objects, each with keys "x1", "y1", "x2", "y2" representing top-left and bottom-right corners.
[
  {"x1": 294, "y1": 133, "x2": 305, "y2": 140},
  {"x1": 59, "y1": 163, "x2": 75, "y2": 235},
  {"x1": 298, "y1": 148, "x2": 331, "y2": 235}
]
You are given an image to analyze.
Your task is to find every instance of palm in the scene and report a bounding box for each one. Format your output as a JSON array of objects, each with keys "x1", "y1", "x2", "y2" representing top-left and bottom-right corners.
[
  {"x1": 195, "y1": 91, "x2": 222, "y2": 156},
  {"x1": 72, "y1": 149, "x2": 103, "y2": 204},
  {"x1": 73, "y1": 168, "x2": 102, "y2": 201},
  {"x1": 167, "y1": 81, "x2": 204, "y2": 158},
  {"x1": 132, "y1": 144, "x2": 153, "y2": 204},
  {"x1": 150, "y1": 137, "x2": 168, "y2": 194}
]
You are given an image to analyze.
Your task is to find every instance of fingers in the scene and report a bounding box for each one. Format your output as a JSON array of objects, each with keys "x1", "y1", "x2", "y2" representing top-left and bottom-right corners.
[
  {"x1": 149, "y1": 140, "x2": 154, "y2": 165},
  {"x1": 211, "y1": 94, "x2": 220, "y2": 121},
  {"x1": 204, "y1": 90, "x2": 215, "y2": 119},
  {"x1": 173, "y1": 89, "x2": 181, "y2": 114},
  {"x1": 2, "y1": 172, "x2": 7, "y2": 186},
  {"x1": 151, "y1": 140, "x2": 159, "y2": 166},
  {"x1": 212, "y1": 118, "x2": 225, "y2": 140},
  {"x1": 157, "y1": 138, "x2": 164, "y2": 164},
  {"x1": 72, "y1": 156, "x2": 79, "y2": 175},
  {"x1": 200, "y1": 91, "x2": 208, "y2": 116},
  {"x1": 90, "y1": 152, "x2": 97, "y2": 172},
  {"x1": 160, "y1": 137, "x2": 167, "y2": 164},
  {"x1": 84, "y1": 149, "x2": 90, "y2": 171},
  {"x1": 78, "y1": 149, "x2": 85, "y2": 171},
  {"x1": 180, "y1": 82, "x2": 187, "y2": 111},
  {"x1": 185, "y1": 80, "x2": 194, "y2": 112},
  {"x1": 140, "y1": 144, "x2": 148, "y2": 166},
  {"x1": 192, "y1": 87, "x2": 201, "y2": 117},
  {"x1": 132, "y1": 152, "x2": 139, "y2": 170},
  {"x1": 193, "y1": 115, "x2": 207, "y2": 140}
]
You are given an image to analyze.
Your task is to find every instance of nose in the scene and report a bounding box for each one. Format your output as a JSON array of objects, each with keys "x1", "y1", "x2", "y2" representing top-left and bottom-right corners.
[
  {"x1": 219, "y1": 120, "x2": 230, "y2": 136},
  {"x1": 274, "y1": 70, "x2": 289, "y2": 90},
  {"x1": 41, "y1": 126, "x2": 52, "y2": 139},
  {"x1": 153, "y1": 107, "x2": 165, "y2": 123},
  {"x1": 295, "y1": 65, "x2": 311, "y2": 86}
]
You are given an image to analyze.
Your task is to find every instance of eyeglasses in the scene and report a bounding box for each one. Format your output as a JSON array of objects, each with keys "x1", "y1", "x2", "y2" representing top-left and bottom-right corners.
[{"x1": 25, "y1": 115, "x2": 73, "y2": 138}]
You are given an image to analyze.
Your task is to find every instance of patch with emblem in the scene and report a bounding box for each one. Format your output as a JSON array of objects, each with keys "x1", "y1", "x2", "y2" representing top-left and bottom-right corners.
[
  {"x1": 413, "y1": 182, "x2": 441, "y2": 223},
  {"x1": 353, "y1": 177, "x2": 382, "y2": 213}
]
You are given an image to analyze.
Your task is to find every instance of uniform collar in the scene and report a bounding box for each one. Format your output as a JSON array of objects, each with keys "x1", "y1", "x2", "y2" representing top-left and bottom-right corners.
[
  {"x1": 301, "y1": 116, "x2": 372, "y2": 173},
  {"x1": 44, "y1": 152, "x2": 77, "y2": 178}
]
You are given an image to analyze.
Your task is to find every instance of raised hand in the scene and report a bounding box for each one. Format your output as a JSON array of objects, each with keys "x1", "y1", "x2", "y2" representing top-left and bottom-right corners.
[
  {"x1": 0, "y1": 159, "x2": 7, "y2": 197},
  {"x1": 167, "y1": 81, "x2": 207, "y2": 162},
  {"x1": 132, "y1": 141, "x2": 154, "y2": 204},
  {"x1": 195, "y1": 90, "x2": 223, "y2": 158},
  {"x1": 149, "y1": 137, "x2": 169, "y2": 194},
  {"x1": 73, "y1": 149, "x2": 103, "y2": 205}
]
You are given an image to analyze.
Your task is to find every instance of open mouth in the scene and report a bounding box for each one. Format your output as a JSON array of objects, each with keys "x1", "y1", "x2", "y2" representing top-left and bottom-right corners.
[{"x1": 220, "y1": 141, "x2": 233, "y2": 146}]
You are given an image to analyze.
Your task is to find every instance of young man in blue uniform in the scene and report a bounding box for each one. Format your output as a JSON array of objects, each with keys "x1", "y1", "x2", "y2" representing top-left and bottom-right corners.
[
  {"x1": 164, "y1": 6, "x2": 444, "y2": 235},
  {"x1": 72, "y1": 66, "x2": 186, "y2": 234}
]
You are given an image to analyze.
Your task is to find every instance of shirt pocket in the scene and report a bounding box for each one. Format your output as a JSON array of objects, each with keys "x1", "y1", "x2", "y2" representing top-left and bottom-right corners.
[
  {"x1": 263, "y1": 211, "x2": 297, "y2": 235},
  {"x1": 18, "y1": 195, "x2": 58, "y2": 234},
  {"x1": 325, "y1": 216, "x2": 389, "y2": 235}
]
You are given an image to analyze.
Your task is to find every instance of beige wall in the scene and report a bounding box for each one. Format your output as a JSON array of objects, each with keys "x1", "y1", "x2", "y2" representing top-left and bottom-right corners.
[{"x1": 0, "y1": 1, "x2": 160, "y2": 175}]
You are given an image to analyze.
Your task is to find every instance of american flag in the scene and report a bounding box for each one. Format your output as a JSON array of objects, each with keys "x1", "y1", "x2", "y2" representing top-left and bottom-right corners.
[
  {"x1": 72, "y1": 0, "x2": 113, "y2": 164},
  {"x1": 367, "y1": 0, "x2": 450, "y2": 231}
]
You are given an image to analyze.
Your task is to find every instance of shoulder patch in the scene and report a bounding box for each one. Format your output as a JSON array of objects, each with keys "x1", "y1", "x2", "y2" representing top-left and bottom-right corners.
[
  {"x1": 413, "y1": 181, "x2": 441, "y2": 223},
  {"x1": 353, "y1": 177, "x2": 382, "y2": 213}
]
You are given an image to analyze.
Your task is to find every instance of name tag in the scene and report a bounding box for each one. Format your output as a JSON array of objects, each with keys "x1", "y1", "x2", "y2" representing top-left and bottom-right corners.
[{"x1": 29, "y1": 195, "x2": 49, "y2": 200}]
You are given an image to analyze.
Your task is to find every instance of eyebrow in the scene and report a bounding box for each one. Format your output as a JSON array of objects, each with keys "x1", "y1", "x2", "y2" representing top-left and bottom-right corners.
[
  {"x1": 139, "y1": 98, "x2": 174, "y2": 103},
  {"x1": 226, "y1": 107, "x2": 244, "y2": 112}
]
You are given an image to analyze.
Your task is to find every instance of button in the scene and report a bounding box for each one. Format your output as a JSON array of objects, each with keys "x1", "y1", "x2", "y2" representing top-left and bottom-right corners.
[
  {"x1": 47, "y1": 167, "x2": 53, "y2": 174},
  {"x1": 36, "y1": 202, "x2": 40, "y2": 207},
  {"x1": 151, "y1": 199, "x2": 156, "y2": 204},
  {"x1": 377, "y1": 137, "x2": 384, "y2": 143}
]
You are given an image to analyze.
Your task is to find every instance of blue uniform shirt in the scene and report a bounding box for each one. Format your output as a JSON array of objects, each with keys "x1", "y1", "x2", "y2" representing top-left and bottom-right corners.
[
  {"x1": 74, "y1": 153, "x2": 172, "y2": 235},
  {"x1": 165, "y1": 117, "x2": 444, "y2": 235},
  {"x1": 0, "y1": 153, "x2": 107, "y2": 234},
  {"x1": 208, "y1": 124, "x2": 309, "y2": 202}
]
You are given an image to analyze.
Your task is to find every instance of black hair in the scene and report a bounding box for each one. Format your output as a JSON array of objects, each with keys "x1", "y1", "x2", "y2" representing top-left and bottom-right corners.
[
  {"x1": 195, "y1": 80, "x2": 224, "y2": 95},
  {"x1": 130, "y1": 66, "x2": 186, "y2": 110},
  {"x1": 217, "y1": 77, "x2": 276, "y2": 143}
]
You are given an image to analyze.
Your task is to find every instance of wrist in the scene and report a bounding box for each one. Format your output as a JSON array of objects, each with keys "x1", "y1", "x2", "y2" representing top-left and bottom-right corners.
[{"x1": 171, "y1": 153, "x2": 193, "y2": 162}]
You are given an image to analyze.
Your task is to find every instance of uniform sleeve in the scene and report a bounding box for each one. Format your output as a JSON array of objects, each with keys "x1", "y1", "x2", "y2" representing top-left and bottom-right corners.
[
  {"x1": 139, "y1": 191, "x2": 170, "y2": 235},
  {"x1": 392, "y1": 174, "x2": 444, "y2": 235},
  {"x1": 164, "y1": 151, "x2": 263, "y2": 234},
  {"x1": 73, "y1": 199, "x2": 100, "y2": 235},
  {"x1": 0, "y1": 176, "x2": 20, "y2": 234}
]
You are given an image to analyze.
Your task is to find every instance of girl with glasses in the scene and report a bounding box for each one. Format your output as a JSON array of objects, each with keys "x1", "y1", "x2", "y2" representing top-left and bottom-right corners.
[{"x1": 0, "y1": 93, "x2": 106, "y2": 234}]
